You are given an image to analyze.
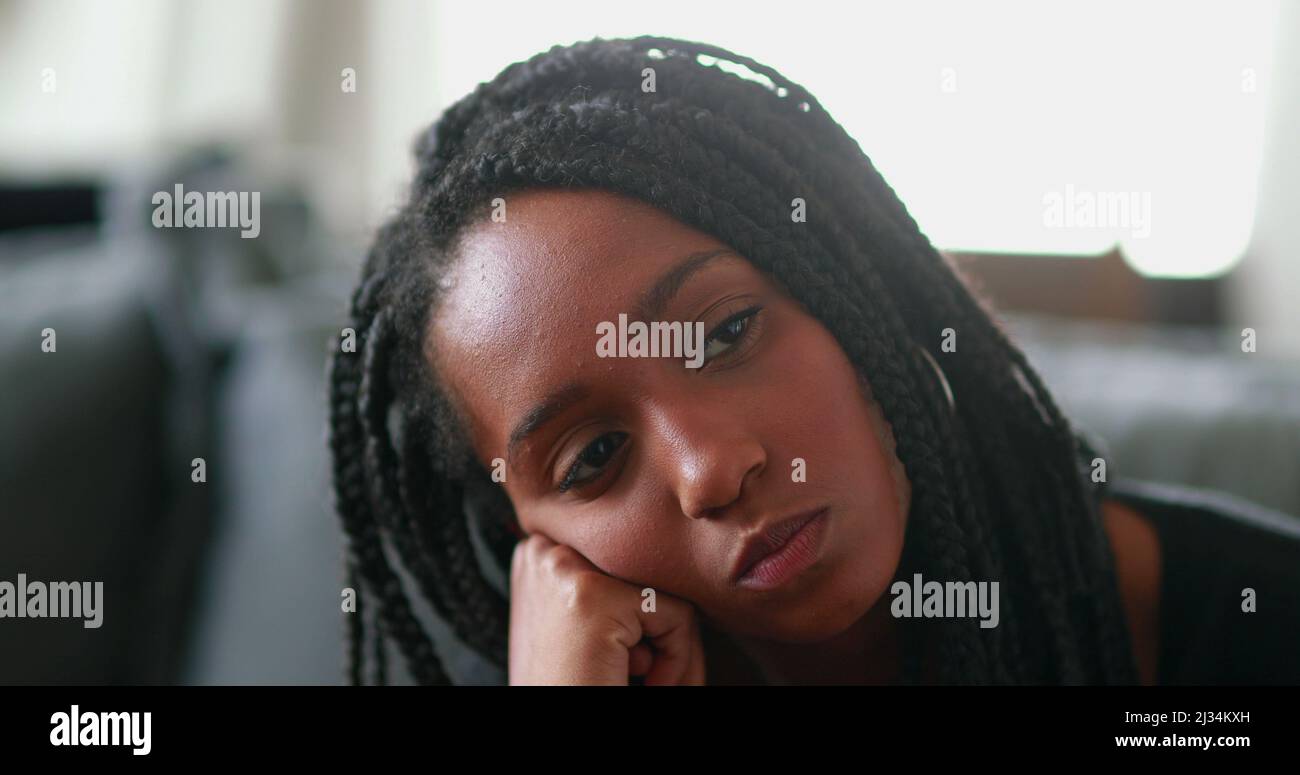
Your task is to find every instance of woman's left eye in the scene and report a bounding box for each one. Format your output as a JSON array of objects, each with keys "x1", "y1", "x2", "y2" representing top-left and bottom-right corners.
[
  {"x1": 701, "y1": 306, "x2": 762, "y2": 365},
  {"x1": 558, "y1": 431, "x2": 629, "y2": 493}
]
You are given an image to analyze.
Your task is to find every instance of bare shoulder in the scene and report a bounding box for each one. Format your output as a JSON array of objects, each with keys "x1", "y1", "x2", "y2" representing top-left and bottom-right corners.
[{"x1": 1101, "y1": 498, "x2": 1163, "y2": 685}]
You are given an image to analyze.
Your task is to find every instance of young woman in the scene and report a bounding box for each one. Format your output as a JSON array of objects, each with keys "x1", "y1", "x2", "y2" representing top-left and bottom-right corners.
[{"x1": 327, "y1": 35, "x2": 1300, "y2": 685}]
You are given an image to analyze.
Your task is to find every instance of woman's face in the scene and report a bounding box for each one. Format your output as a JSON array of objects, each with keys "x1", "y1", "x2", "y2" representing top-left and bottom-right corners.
[{"x1": 427, "y1": 187, "x2": 911, "y2": 643}]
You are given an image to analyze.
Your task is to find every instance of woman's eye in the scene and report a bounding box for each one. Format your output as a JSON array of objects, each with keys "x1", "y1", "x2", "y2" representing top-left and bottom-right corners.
[
  {"x1": 701, "y1": 306, "x2": 762, "y2": 365},
  {"x1": 558, "y1": 431, "x2": 629, "y2": 492}
]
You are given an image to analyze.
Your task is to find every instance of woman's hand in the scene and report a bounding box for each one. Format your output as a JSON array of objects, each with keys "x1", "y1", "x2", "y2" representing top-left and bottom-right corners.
[{"x1": 508, "y1": 533, "x2": 706, "y2": 685}]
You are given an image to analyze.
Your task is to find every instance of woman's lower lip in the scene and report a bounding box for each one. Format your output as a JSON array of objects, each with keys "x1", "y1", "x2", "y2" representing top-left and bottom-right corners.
[{"x1": 737, "y1": 509, "x2": 830, "y2": 591}]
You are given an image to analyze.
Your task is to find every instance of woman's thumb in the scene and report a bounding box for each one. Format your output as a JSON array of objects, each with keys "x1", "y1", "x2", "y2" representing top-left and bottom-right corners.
[{"x1": 635, "y1": 591, "x2": 706, "y2": 685}]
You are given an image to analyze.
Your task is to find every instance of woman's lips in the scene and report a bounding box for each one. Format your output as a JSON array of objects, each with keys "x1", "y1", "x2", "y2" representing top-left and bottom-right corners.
[{"x1": 736, "y1": 508, "x2": 830, "y2": 591}]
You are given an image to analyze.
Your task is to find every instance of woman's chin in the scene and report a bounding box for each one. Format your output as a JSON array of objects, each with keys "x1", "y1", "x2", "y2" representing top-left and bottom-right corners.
[{"x1": 714, "y1": 597, "x2": 876, "y2": 644}]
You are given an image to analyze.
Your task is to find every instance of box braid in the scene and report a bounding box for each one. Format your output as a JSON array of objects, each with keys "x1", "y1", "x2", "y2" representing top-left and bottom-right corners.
[{"x1": 326, "y1": 35, "x2": 1140, "y2": 685}]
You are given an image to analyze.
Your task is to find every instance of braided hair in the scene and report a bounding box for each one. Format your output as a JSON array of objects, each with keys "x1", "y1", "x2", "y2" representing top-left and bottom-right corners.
[{"x1": 326, "y1": 35, "x2": 1140, "y2": 685}]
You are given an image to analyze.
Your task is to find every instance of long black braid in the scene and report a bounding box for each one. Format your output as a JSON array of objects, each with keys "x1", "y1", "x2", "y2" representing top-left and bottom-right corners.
[{"x1": 326, "y1": 35, "x2": 1139, "y2": 685}]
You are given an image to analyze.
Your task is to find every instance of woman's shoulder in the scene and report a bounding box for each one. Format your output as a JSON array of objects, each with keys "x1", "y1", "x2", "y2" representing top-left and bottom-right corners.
[
  {"x1": 1107, "y1": 478, "x2": 1300, "y2": 580},
  {"x1": 1104, "y1": 478, "x2": 1300, "y2": 685},
  {"x1": 1101, "y1": 497, "x2": 1162, "y2": 685}
]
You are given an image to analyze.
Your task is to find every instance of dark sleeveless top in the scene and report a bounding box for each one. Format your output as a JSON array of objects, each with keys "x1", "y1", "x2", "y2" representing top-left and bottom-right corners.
[{"x1": 1077, "y1": 430, "x2": 1300, "y2": 685}]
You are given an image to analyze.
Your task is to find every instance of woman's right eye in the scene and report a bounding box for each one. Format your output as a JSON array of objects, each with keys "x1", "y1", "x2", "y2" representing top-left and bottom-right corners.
[{"x1": 557, "y1": 431, "x2": 629, "y2": 493}]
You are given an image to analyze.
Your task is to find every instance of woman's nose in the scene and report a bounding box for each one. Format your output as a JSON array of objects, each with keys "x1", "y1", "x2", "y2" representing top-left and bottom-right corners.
[{"x1": 647, "y1": 399, "x2": 767, "y2": 520}]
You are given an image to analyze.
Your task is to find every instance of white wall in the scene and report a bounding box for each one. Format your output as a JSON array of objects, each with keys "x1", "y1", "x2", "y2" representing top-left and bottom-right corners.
[{"x1": 1228, "y1": 0, "x2": 1300, "y2": 360}]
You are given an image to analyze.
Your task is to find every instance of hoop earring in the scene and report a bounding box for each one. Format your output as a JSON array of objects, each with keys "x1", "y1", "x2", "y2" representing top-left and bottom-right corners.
[{"x1": 917, "y1": 344, "x2": 955, "y2": 412}]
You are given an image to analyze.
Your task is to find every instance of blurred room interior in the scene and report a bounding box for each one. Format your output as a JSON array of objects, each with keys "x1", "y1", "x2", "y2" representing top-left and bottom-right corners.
[{"x1": 1, "y1": 0, "x2": 1297, "y2": 685}]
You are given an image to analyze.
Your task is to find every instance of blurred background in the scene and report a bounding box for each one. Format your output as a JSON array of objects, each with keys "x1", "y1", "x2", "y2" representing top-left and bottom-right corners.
[{"x1": 1, "y1": 0, "x2": 1297, "y2": 685}]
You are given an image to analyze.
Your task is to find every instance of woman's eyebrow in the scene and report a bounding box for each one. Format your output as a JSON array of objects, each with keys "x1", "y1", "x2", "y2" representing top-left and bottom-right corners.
[
  {"x1": 507, "y1": 381, "x2": 590, "y2": 468},
  {"x1": 632, "y1": 248, "x2": 737, "y2": 322}
]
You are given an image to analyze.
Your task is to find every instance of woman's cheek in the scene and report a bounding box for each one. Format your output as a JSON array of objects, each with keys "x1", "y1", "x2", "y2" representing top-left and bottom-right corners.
[{"x1": 571, "y1": 508, "x2": 674, "y2": 585}]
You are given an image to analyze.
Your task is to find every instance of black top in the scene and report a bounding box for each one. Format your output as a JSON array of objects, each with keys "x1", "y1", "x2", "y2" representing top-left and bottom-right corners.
[{"x1": 1104, "y1": 476, "x2": 1300, "y2": 685}]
